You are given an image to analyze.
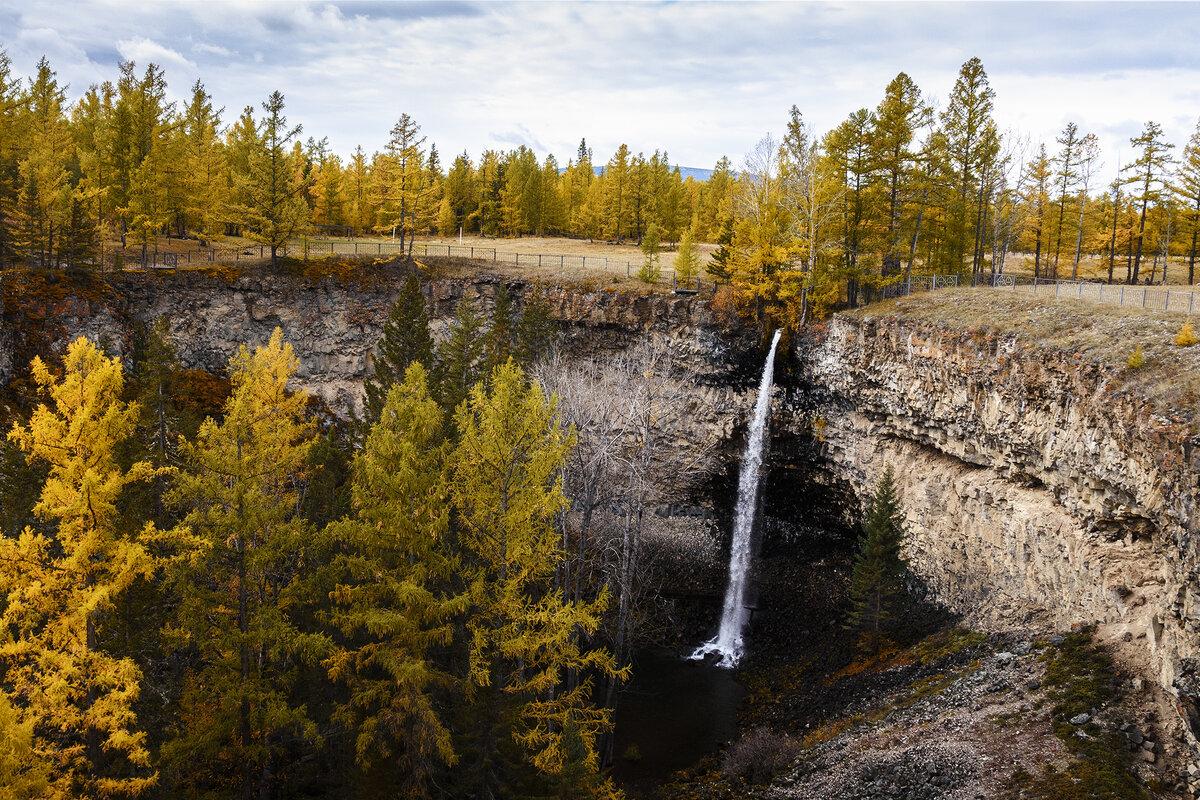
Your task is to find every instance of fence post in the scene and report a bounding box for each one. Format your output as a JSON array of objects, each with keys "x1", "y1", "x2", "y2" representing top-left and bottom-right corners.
[
  {"x1": 560, "y1": 255, "x2": 564, "y2": 268},
  {"x1": 906, "y1": 276, "x2": 911, "y2": 295},
  {"x1": 1192, "y1": 293, "x2": 1195, "y2": 315},
  {"x1": 1143, "y1": 288, "x2": 1147, "y2": 308},
  {"x1": 1055, "y1": 281, "x2": 1059, "y2": 298},
  {"x1": 1078, "y1": 282, "x2": 1082, "y2": 298},
  {"x1": 627, "y1": 262, "x2": 631, "y2": 277},
  {"x1": 1165, "y1": 292, "x2": 1169, "y2": 312}
]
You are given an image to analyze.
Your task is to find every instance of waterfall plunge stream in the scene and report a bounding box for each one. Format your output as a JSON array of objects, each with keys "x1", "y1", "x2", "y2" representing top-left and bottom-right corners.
[{"x1": 690, "y1": 329, "x2": 782, "y2": 668}]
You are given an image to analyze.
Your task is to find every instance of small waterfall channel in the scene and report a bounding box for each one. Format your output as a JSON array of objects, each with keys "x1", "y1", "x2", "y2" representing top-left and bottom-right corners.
[{"x1": 690, "y1": 329, "x2": 782, "y2": 668}]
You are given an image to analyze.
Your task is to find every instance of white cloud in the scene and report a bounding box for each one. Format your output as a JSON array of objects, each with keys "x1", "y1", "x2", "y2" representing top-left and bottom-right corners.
[
  {"x1": 116, "y1": 36, "x2": 197, "y2": 75},
  {"x1": 1, "y1": 0, "x2": 1198, "y2": 180}
]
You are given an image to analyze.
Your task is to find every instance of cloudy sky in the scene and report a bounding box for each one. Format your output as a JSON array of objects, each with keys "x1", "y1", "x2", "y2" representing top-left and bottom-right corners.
[{"x1": 2, "y1": 1, "x2": 1198, "y2": 181}]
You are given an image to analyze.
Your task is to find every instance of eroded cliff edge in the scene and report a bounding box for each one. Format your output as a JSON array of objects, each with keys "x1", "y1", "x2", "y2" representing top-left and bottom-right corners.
[{"x1": 799, "y1": 312, "x2": 1200, "y2": 736}]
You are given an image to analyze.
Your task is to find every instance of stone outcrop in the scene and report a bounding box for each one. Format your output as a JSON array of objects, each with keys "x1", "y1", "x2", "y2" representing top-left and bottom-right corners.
[
  {"x1": 2, "y1": 266, "x2": 712, "y2": 413},
  {"x1": 799, "y1": 314, "x2": 1200, "y2": 724}
]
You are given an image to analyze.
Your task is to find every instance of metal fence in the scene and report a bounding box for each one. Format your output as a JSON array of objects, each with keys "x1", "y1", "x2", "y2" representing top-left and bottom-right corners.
[
  {"x1": 130, "y1": 238, "x2": 718, "y2": 290},
  {"x1": 974, "y1": 273, "x2": 1200, "y2": 314},
  {"x1": 859, "y1": 273, "x2": 959, "y2": 304}
]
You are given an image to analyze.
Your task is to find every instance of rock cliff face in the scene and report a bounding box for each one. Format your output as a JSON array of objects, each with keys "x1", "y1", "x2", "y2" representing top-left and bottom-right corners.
[
  {"x1": 3, "y1": 267, "x2": 714, "y2": 410},
  {"x1": 799, "y1": 314, "x2": 1200, "y2": 724}
]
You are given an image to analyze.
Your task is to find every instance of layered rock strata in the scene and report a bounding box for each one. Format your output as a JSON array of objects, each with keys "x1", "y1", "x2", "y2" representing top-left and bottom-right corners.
[{"x1": 802, "y1": 314, "x2": 1199, "y2": 729}]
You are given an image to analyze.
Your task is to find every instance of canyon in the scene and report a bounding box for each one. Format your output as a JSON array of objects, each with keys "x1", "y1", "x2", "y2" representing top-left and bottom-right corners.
[{"x1": 3, "y1": 263, "x2": 1198, "y2": 786}]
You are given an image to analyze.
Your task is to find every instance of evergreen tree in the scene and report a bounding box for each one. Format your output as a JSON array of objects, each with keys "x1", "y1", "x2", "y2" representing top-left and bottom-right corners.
[
  {"x1": 162, "y1": 329, "x2": 329, "y2": 800},
  {"x1": 362, "y1": 273, "x2": 435, "y2": 426},
  {"x1": 847, "y1": 466, "x2": 909, "y2": 655},
  {"x1": 324, "y1": 363, "x2": 466, "y2": 798},
  {"x1": 2, "y1": 337, "x2": 159, "y2": 799},
  {"x1": 435, "y1": 293, "x2": 488, "y2": 413},
  {"x1": 485, "y1": 282, "x2": 517, "y2": 373},
  {"x1": 515, "y1": 281, "x2": 558, "y2": 368}
]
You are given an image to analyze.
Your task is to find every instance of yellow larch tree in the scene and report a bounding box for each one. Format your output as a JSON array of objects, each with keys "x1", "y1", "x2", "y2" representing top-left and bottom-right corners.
[
  {"x1": 2, "y1": 336, "x2": 158, "y2": 799},
  {"x1": 452, "y1": 360, "x2": 625, "y2": 795}
]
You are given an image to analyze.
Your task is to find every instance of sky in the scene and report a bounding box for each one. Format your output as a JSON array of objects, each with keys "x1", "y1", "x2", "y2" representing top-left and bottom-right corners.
[{"x1": 2, "y1": 0, "x2": 1199, "y2": 183}]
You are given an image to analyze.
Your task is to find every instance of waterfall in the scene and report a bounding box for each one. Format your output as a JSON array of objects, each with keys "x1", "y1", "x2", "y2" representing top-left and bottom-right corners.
[{"x1": 690, "y1": 329, "x2": 782, "y2": 668}]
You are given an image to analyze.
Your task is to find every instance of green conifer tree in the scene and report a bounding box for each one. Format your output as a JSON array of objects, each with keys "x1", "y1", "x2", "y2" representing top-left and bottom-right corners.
[
  {"x1": 162, "y1": 329, "x2": 330, "y2": 799},
  {"x1": 435, "y1": 293, "x2": 488, "y2": 412},
  {"x1": 515, "y1": 282, "x2": 558, "y2": 368},
  {"x1": 363, "y1": 273, "x2": 435, "y2": 426},
  {"x1": 847, "y1": 466, "x2": 909, "y2": 655},
  {"x1": 484, "y1": 282, "x2": 517, "y2": 373}
]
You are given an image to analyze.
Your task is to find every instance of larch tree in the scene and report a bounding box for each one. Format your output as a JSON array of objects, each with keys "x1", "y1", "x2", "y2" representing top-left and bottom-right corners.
[
  {"x1": 15, "y1": 57, "x2": 75, "y2": 269},
  {"x1": 1050, "y1": 122, "x2": 1084, "y2": 277},
  {"x1": 377, "y1": 114, "x2": 428, "y2": 256},
  {"x1": 163, "y1": 329, "x2": 329, "y2": 800},
  {"x1": 938, "y1": 57, "x2": 999, "y2": 275},
  {"x1": 241, "y1": 91, "x2": 311, "y2": 265},
  {"x1": 1122, "y1": 121, "x2": 1174, "y2": 284},
  {"x1": 872, "y1": 72, "x2": 929, "y2": 276},
  {"x1": 1175, "y1": 116, "x2": 1200, "y2": 285},
  {"x1": 324, "y1": 363, "x2": 466, "y2": 798},
  {"x1": 2, "y1": 337, "x2": 159, "y2": 799},
  {"x1": 452, "y1": 361, "x2": 623, "y2": 793}
]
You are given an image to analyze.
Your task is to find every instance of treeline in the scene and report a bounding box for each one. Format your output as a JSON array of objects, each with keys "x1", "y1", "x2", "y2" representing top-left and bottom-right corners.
[
  {"x1": 0, "y1": 278, "x2": 703, "y2": 799},
  {"x1": 716, "y1": 57, "x2": 1200, "y2": 328},
  {"x1": 0, "y1": 50, "x2": 733, "y2": 271}
]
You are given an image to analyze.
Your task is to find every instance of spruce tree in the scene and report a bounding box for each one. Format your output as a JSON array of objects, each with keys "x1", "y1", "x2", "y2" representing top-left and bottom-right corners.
[
  {"x1": 363, "y1": 273, "x2": 434, "y2": 425},
  {"x1": 435, "y1": 293, "x2": 488, "y2": 413},
  {"x1": 848, "y1": 465, "x2": 909, "y2": 655},
  {"x1": 515, "y1": 282, "x2": 558, "y2": 368},
  {"x1": 484, "y1": 282, "x2": 517, "y2": 373}
]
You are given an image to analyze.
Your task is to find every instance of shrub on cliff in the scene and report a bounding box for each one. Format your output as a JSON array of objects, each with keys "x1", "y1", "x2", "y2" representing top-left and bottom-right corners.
[{"x1": 847, "y1": 465, "x2": 909, "y2": 654}]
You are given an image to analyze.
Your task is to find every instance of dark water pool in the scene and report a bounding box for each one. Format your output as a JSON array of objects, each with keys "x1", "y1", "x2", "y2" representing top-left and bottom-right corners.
[{"x1": 610, "y1": 648, "x2": 743, "y2": 794}]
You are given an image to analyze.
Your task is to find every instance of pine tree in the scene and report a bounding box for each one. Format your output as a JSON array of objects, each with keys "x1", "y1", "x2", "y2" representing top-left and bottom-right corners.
[
  {"x1": 2, "y1": 337, "x2": 159, "y2": 799},
  {"x1": 847, "y1": 466, "x2": 909, "y2": 655},
  {"x1": 362, "y1": 273, "x2": 435, "y2": 426},
  {"x1": 162, "y1": 329, "x2": 329, "y2": 800},
  {"x1": 324, "y1": 363, "x2": 466, "y2": 797},
  {"x1": 451, "y1": 361, "x2": 623, "y2": 789}
]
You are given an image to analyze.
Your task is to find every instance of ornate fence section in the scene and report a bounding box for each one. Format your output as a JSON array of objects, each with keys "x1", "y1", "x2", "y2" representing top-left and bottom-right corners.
[{"x1": 974, "y1": 273, "x2": 1200, "y2": 314}]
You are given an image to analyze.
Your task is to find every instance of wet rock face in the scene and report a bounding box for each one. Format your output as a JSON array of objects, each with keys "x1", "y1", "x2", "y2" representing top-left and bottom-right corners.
[{"x1": 799, "y1": 314, "x2": 1200, "y2": 707}]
